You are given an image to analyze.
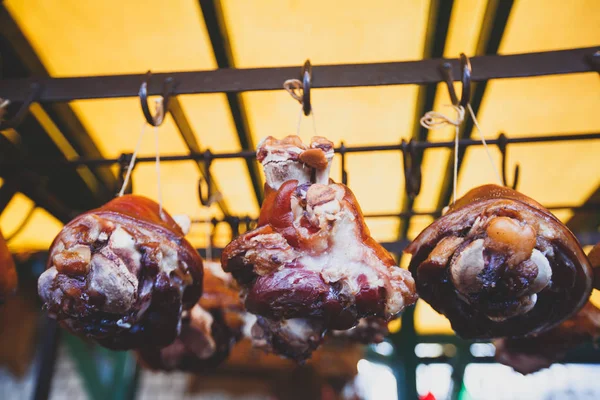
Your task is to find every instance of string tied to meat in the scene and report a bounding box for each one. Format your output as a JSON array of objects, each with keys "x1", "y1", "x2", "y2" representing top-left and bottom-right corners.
[
  {"x1": 118, "y1": 98, "x2": 165, "y2": 216},
  {"x1": 283, "y1": 79, "x2": 317, "y2": 137},
  {"x1": 420, "y1": 103, "x2": 502, "y2": 204}
]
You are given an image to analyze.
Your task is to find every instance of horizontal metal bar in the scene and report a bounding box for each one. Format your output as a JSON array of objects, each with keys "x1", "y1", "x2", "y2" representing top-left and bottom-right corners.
[
  {"x1": 191, "y1": 202, "x2": 600, "y2": 226},
  {"x1": 2, "y1": 131, "x2": 598, "y2": 168},
  {"x1": 197, "y1": 232, "x2": 600, "y2": 260},
  {"x1": 0, "y1": 47, "x2": 597, "y2": 102}
]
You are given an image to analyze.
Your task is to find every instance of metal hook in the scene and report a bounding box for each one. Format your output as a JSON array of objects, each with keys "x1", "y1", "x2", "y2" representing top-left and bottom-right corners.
[
  {"x1": 139, "y1": 71, "x2": 174, "y2": 127},
  {"x1": 227, "y1": 216, "x2": 241, "y2": 239},
  {"x1": 118, "y1": 153, "x2": 135, "y2": 195},
  {"x1": 497, "y1": 133, "x2": 520, "y2": 190},
  {"x1": 301, "y1": 60, "x2": 312, "y2": 116},
  {"x1": 0, "y1": 83, "x2": 42, "y2": 131},
  {"x1": 243, "y1": 216, "x2": 255, "y2": 233},
  {"x1": 339, "y1": 141, "x2": 348, "y2": 185},
  {"x1": 401, "y1": 139, "x2": 422, "y2": 198},
  {"x1": 210, "y1": 217, "x2": 218, "y2": 246},
  {"x1": 439, "y1": 53, "x2": 472, "y2": 108},
  {"x1": 198, "y1": 150, "x2": 214, "y2": 206}
]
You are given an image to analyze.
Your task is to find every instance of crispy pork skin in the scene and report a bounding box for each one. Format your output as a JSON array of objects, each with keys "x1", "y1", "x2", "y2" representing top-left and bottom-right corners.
[
  {"x1": 406, "y1": 185, "x2": 593, "y2": 339},
  {"x1": 38, "y1": 195, "x2": 203, "y2": 350},
  {"x1": 222, "y1": 135, "x2": 417, "y2": 360}
]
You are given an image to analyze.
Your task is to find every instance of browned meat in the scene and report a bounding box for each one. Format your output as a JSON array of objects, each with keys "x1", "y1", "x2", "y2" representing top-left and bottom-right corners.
[
  {"x1": 406, "y1": 185, "x2": 593, "y2": 339},
  {"x1": 0, "y1": 229, "x2": 17, "y2": 303},
  {"x1": 495, "y1": 242, "x2": 600, "y2": 374},
  {"x1": 137, "y1": 261, "x2": 245, "y2": 371},
  {"x1": 495, "y1": 301, "x2": 600, "y2": 374},
  {"x1": 37, "y1": 195, "x2": 204, "y2": 350},
  {"x1": 222, "y1": 135, "x2": 417, "y2": 361}
]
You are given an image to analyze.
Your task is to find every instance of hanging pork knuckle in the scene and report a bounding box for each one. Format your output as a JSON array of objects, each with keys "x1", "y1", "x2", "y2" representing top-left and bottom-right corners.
[
  {"x1": 222, "y1": 135, "x2": 417, "y2": 361},
  {"x1": 38, "y1": 195, "x2": 204, "y2": 350},
  {"x1": 406, "y1": 184, "x2": 593, "y2": 339}
]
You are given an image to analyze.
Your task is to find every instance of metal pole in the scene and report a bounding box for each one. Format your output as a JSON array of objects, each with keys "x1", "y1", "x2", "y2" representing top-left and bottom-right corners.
[
  {"x1": 0, "y1": 47, "x2": 596, "y2": 102},
  {"x1": 33, "y1": 317, "x2": 60, "y2": 400}
]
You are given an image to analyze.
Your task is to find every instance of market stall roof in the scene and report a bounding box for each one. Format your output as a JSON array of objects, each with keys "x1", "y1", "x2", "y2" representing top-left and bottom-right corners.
[{"x1": 1, "y1": 0, "x2": 599, "y2": 335}]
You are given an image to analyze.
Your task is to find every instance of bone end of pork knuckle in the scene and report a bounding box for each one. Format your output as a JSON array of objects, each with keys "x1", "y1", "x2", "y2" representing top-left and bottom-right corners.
[
  {"x1": 223, "y1": 135, "x2": 417, "y2": 360},
  {"x1": 38, "y1": 196, "x2": 203, "y2": 350}
]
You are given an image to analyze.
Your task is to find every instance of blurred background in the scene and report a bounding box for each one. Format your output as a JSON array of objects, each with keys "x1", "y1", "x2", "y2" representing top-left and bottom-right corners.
[{"x1": 0, "y1": 0, "x2": 599, "y2": 399}]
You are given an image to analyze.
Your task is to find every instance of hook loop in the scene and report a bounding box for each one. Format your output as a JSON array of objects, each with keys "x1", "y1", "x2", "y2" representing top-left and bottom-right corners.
[
  {"x1": 401, "y1": 139, "x2": 422, "y2": 199},
  {"x1": 497, "y1": 133, "x2": 520, "y2": 190},
  {"x1": 0, "y1": 83, "x2": 42, "y2": 131},
  {"x1": 198, "y1": 150, "x2": 222, "y2": 207},
  {"x1": 139, "y1": 71, "x2": 174, "y2": 127},
  {"x1": 283, "y1": 59, "x2": 312, "y2": 115},
  {"x1": 439, "y1": 53, "x2": 472, "y2": 108},
  {"x1": 301, "y1": 60, "x2": 312, "y2": 116},
  {"x1": 227, "y1": 216, "x2": 241, "y2": 239},
  {"x1": 198, "y1": 150, "x2": 213, "y2": 206}
]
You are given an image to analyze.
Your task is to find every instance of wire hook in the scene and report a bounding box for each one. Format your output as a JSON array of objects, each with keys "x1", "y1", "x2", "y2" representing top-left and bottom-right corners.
[
  {"x1": 439, "y1": 53, "x2": 472, "y2": 108},
  {"x1": 402, "y1": 139, "x2": 422, "y2": 198},
  {"x1": 227, "y1": 216, "x2": 241, "y2": 239},
  {"x1": 497, "y1": 133, "x2": 520, "y2": 190},
  {"x1": 0, "y1": 83, "x2": 42, "y2": 131},
  {"x1": 283, "y1": 59, "x2": 312, "y2": 116},
  {"x1": 139, "y1": 71, "x2": 174, "y2": 127},
  {"x1": 301, "y1": 60, "x2": 312, "y2": 116},
  {"x1": 198, "y1": 150, "x2": 216, "y2": 206}
]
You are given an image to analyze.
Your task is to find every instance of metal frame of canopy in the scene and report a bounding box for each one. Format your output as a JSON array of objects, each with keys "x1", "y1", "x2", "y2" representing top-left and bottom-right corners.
[
  {"x1": 0, "y1": 47, "x2": 597, "y2": 102},
  {"x1": 1, "y1": 44, "x2": 599, "y2": 400}
]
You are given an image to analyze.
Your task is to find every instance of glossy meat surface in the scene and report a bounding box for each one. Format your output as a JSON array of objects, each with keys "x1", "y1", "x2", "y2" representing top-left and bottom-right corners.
[
  {"x1": 406, "y1": 185, "x2": 593, "y2": 339},
  {"x1": 38, "y1": 195, "x2": 204, "y2": 349},
  {"x1": 137, "y1": 261, "x2": 244, "y2": 371},
  {"x1": 222, "y1": 135, "x2": 416, "y2": 360}
]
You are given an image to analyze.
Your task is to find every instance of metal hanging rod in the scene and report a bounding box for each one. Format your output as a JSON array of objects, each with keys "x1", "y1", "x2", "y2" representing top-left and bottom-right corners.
[
  {"x1": 0, "y1": 47, "x2": 597, "y2": 102},
  {"x1": 1, "y1": 131, "x2": 598, "y2": 169},
  {"x1": 191, "y1": 203, "x2": 600, "y2": 227}
]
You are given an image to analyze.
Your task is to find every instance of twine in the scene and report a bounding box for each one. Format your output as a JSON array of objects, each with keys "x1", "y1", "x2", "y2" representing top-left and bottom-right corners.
[
  {"x1": 420, "y1": 103, "x2": 502, "y2": 204},
  {"x1": 283, "y1": 78, "x2": 317, "y2": 136},
  {"x1": 118, "y1": 99, "x2": 166, "y2": 215}
]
